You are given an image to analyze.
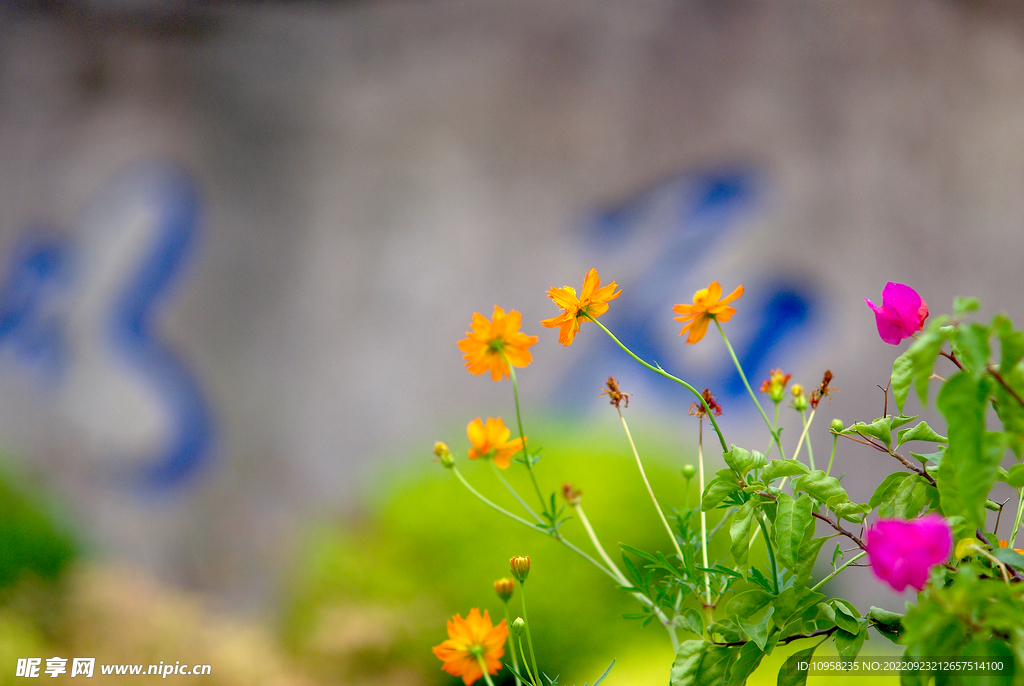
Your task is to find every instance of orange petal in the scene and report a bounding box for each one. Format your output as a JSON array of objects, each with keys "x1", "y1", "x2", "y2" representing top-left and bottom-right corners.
[
  {"x1": 547, "y1": 286, "x2": 579, "y2": 310},
  {"x1": 706, "y1": 281, "x2": 723, "y2": 302},
  {"x1": 467, "y1": 419, "x2": 486, "y2": 450},
  {"x1": 579, "y1": 268, "x2": 600, "y2": 301},
  {"x1": 719, "y1": 284, "x2": 744, "y2": 305},
  {"x1": 686, "y1": 317, "x2": 710, "y2": 344}
]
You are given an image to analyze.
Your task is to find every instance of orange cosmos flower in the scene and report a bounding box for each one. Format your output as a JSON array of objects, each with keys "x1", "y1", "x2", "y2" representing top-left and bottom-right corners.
[
  {"x1": 672, "y1": 281, "x2": 744, "y2": 344},
  {"x1": 458, "y1": 306, "x2": 539, "y2": 381},
  {"x1": 541, "y1": 268, "x2": 621, "y2": 346},
  {"x1": 432, "y1": 608, "x2": 508, "y2": 686},
  {"x1": 466, "y1": 417, "x2": 524, "y2": 469}
]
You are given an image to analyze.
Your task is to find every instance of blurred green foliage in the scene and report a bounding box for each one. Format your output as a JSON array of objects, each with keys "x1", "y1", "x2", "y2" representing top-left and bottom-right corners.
[
  {"x1": 283, "y1": 418, "x2": 735, "y2": 685},
  {"x1": 0, "y1": 466, "x2": 76, "y2": 591}
]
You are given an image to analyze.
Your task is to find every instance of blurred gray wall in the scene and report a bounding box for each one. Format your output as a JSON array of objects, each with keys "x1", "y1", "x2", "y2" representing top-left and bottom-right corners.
[{"x1": 2, "y1": 0, "x2": 1024, "y2": 608}]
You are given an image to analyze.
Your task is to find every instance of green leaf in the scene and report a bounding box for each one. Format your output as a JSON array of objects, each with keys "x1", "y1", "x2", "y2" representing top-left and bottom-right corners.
[
  {"x1": 1004, "y1": 464, "x2": 1024, "y2": 489},
  {"x1": 761, "y1": 459, "x2": 809, "y2": 482},
  {"x1": 776, "y1": 641, "x2": 822, "y2": 686},
  {"x1": 952, "y1": 322, "x2": 990, "y2": 372},
  {"x1": 869, "y1": 472, "x2": 910, "y2": 509},
  {"x1": 587, "y1": 659, "x2": 615, "y2": 686},
  {"x1": 726, "y1": 589, "x2": 773, "y2": 618},
  {"x1": 738, "y1": 606, "x2": 774, "y2": 651},
  {"x1": 773, "y1": 587, "x2": 825, "y2": 628},
  {"x1": 792, "y1": 470, "x2": 850, "y2": 507},
  {"x1": 726, "y1": 642, "x2": 764, "y2": 686},
  {"x1": 793, "y1": 536, "x2": 828, "y2": 586},
  {"x1": 892, "y1": 350, "x2": 914, "y2": 414},
  {"x1": 702, "y1": 477, "x2": 741, "y2": 511},
  {"x1": 773, "y1": 494, "x2": 813, "y2": 569},
  {"x1": 910, "y1": 328, "x2": 946, "y2": 407},
  {"x1": 868, "y1": 606, "x2": 904, "y2": 641},
  {"x1": 910, "y1": 447, "x2": 945, "y2": 465},
  {"x1": 829, "y1": 600, "x2": 861, "y2": 634},
  {"x1": 896, "y1": 421, "x2": 947, "y2": 448},
  {"x1": 694, "y1": 645, "x2": 738, "y2": 686},
  {"x1": 842, "y1": 417, "x2": 893, "y2": 448},
  {"x1": 954, "y1": 296, "x2": 980, "y2": 317},
  {"x1": 936, "y1": 373, "x2": 997, "y2": 529},
  {"x1": 991, "y1": 547, "x2": 1024, "y2": 570},
  {"x1": 994, "y1": 315, "x2": 1024, "y2": 372},
  {"x1": 992, "y1": 366, "x2": 1024, "y2": 459},
  {"x1": 834, "y1": 620, "x2": 868, "y2": 664},
  {"x1": 723, "y1": 445, "x2": 765, "y2": 477},
  {"x1": 674, "y1": 609, "x2": 704, "y2": 637},
  {"x1": 878, "y1": 474, "x2": 938, "y2": 519},
  {"x1": 670, "y1": 640, "x2": 707, "y2": 686},
  {"x1": 730, "y1": 501, "x2": 757, "y2": 576}
]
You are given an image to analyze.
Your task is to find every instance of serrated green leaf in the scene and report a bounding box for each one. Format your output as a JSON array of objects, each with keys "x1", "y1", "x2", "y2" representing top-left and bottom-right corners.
[
  {"x1": 761, "y1": 459, "x2": 809, "y2": 482},
  {"x1": 702, "y1": 477, "x2": 741, "y2": 511},
  {"x1": 776, "y1": 641, "x2": 822, "y2": 686},
  {"x1": 670, "y1": 640, "x2": 707, "y2": 686},
  {"x1": 896, "y1": 421, "x2": 947, "y2": 448},
  {"x1": 774, "y1": 494, "x2": 813, "y2": 569},
  {"x1": 936, "y1": 373, "x2": 998, "y2": 529},
  {"x1": 730, "y1": 500, "x2": 757, "y2": 576}
]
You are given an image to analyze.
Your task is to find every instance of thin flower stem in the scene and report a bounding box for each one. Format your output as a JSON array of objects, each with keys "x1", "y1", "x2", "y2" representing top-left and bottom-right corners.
[
  {"x1": 826, "y1": 433, "x2": 839, "y2": 477},
  {"x1": 490, "y1": 461, "x2": 545, "y2": 526},
  {"x1": 503, "y1": 604, "x2": 522, "y2": 686},
  {"x1": 810, "y1": 551, "x2": 866, "y2": 592},
  {"x1": 1012, "y1": 487, "x2": 1024, "y2": 546},
  {"x1": 588, "y1": 317, "x2": 728, "y2": 452},
  {"x1": 698, "y1": 421, "x2": 712, "y2": 622},
  {"x1": 515, "y1": 634, "x2": 539, "y2": 686},
  {"x1": 507, "y1": 366, "x2": 548, "y2": 512},
  {"x1": 756, "y1": 514, "x2": 779, "y2": 595},
  {"x1": 792, "y1": 408, "x2": 817, "y2": 467},
  {"x1": 619, "y1": 410, "x2": 686, "y2": 562},
  {"x1": 715, "y1": 322, "x2": 785, "y2": 458},
  {"x1": 478, "y1": 657, "x2": 497, "y2": 686},
  {"x1": 764, "y1": 403, "x2": 780, "y2": 459},
  {"x1": 518, "y1": 583, "x2": 541, "y2": 684},
  {"x1": 574, "y1": 503, "x2": 679, "y2": 651},
  {"x1": 800, "y1": 409, "x2": 815, "y2": 471}
]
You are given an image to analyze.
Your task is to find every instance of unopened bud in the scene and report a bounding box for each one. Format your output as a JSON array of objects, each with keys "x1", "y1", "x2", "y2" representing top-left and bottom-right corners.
[
  {"x1": 434, "y1": 441, "x2": 455, "y2": 469},
  {"x1": 791, "y1": 384, "x2": 804, "y2": 397},
  {"x1": 769, "y1": 386, "x2": 785, "y2": 403},
  {"x1": 830, "y1": 419, "x2": 844, "y2": 433},
  {"x1": 509, "y1": 555, "x2": 531, "y2": 582},
  {"x1": 681, "y1": 464, "x2": 697, "y2": 480},
  {"x1": 793, "y1": 393, "x2": 808, "y2": 411},
  {"x1": 494, "y1": 578, "x2": 515, "y2": 603},
  {"x1": 512, "y1": 617, "x2": 526, "y2": 635}
]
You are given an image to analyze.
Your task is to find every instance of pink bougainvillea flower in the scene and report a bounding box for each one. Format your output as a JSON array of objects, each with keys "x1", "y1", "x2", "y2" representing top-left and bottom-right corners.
[
  {"x1": 864, "y1": 282, "x2": 929, "y2": 345},
  {"x1": 864, "y1": 514, "x2": 951, "y2": 592}
]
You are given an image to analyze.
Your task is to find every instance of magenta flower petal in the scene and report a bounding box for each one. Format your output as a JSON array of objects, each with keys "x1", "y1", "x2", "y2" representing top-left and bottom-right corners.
[
  {"x1": 864, "y1": 515, "x2": 951, "y2": 592},
  {"x1": 865, "y1": 282, "x2": 929, "y2": 345}
]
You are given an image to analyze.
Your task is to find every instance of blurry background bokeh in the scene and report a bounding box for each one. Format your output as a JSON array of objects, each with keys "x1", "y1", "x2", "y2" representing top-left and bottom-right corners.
[{"x1": 2, "y1": 0, "x2": 1024, "y2": 683}]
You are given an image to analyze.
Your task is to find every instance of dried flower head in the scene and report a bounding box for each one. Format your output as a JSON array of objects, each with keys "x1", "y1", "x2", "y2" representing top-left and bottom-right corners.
[
  {"x1": 599, "y1": 376, "x2": 630, "y2": 409},
  {"x1": 689, "y1": 388, "x2": 723, "y2": 418}
]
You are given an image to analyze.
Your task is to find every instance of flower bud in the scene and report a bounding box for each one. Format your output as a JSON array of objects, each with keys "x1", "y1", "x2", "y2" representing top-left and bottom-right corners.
[
  {"x1": 509, "y1": 555, "x2": 531, "y2": 582},
  {"x1": 769, "y1": 385, "x2": 785, "y2": 403},
  {"x1": 681, "y1": 464, "x2": 697, "y2": 480},
  {"x1": 493, "y1": 577, "x2": 515, "y2": 603},
  {"x1": 434, "y1": 441, "x2": 456, "y2": 469},
  {"x1": 830, "y1": 419, "x2": 844, "y2": 433},
  {"x1": 793, "y1": 392, "x2": 808, "y2": 411},
  {"x1": 512, "y1": 617, "x2": 526, "y2": 635}
]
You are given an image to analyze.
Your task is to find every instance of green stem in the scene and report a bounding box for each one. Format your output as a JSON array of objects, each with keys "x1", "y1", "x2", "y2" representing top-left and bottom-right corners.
[
  {"x1": 756, "y1": 514, "x2": 779, "y2": 595},
  {"x1": 452, "y1": 467, "x2": 543, "y2": 530},
  {"x1": 477, "y1": 657, "x2": 497, "y2": 686},
  {"x1": 518, "y1": 583, "x2": 541, "y2": 684},
  {"x1": 1011, "y1": 487, "x2": 1024, "y2": 545},
  {"x1": 515, "y1": 634, "x2": 539, "y2": 686},
  {"x1": 619, "y1": 410, "x2": 686, "y2": 562},
  {"x1": 589, "y1": 317, "x2": 728, "y2": 452},
  {"x1": 508, "y1": 365, "x2": 548, "y2": 513},
  {"x1": 698, "y1": 421, "x2": 712, "y2": 618},
  {"x1": 715, "y1": 322, "x2": 784, "y2": 458},
  {"x1": 764, "y1": 403, "x2": 780, "y2": 459},
  {"x1": 503, "y1": 604, "x2": 522, "y2": 686},
  {"x1": 490, "y1": 461, "x2": 544, "y2": 525},
  {"x1": 801, "y1": 410, "x2": 815, "y2": 470},
  {"x1": 811, "y1": 551, "x2": 866, "y2": 592},
  {"x1": 826, "y1": 434, "x2": 839, "y2": 477}
]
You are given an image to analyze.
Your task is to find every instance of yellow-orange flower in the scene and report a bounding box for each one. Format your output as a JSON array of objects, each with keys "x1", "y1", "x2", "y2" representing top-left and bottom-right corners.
[
  {"x1": 458, "y1": 306, "x2": 539, "y2": 381},
  {"x1": 997, "y1": 539, "x2": 1024, "y2": 554},
  {"x1": 466, "y1": 417, "x2": 524, "y2": 469},
  {"x1": 432, "y1": 608, "x2": 507, "y2": 686},
  {"x1": 672, "y1": 281, "x2": 744, "y2": 344},
  {"x1": 541, "y1": 268, "x2": 621, "y2": 346}
]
